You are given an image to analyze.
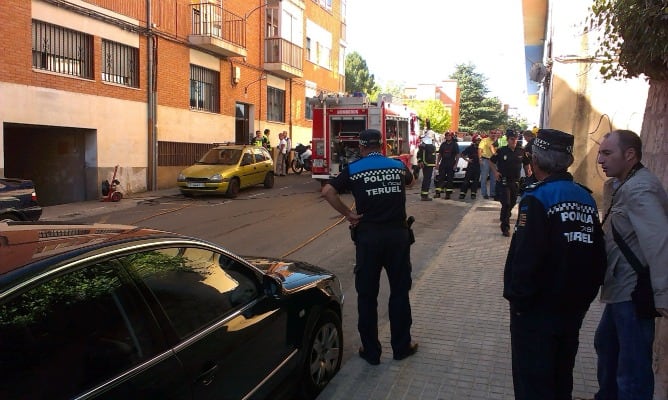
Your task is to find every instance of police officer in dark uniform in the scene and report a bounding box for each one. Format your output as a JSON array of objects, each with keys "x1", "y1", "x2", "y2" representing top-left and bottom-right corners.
[
  {"x1": 503, "y1": 129, "x2": 606, "y2": 399},
  {"x1": 489, "y1": 130, "x2": 531, "y2": 236},
  {"x1": 417, "y1": 131, "x2": 437, "y2": 201},
  {"x1": 321, "y1": 129, "x2": 418, "y2": 365}
]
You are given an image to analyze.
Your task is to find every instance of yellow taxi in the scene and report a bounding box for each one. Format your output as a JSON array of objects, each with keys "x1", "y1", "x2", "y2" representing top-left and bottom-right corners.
[{"x1": 177, "y1": 143, "x2": 274, "y2": 197}]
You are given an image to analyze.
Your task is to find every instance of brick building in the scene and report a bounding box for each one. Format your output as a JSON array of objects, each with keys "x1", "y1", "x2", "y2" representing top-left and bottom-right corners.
[{"x1": 0, "y1": 0, "x2": 347, "y2": 205}]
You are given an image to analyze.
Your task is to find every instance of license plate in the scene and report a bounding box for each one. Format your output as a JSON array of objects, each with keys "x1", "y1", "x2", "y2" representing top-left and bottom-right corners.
[
  {"x1": 313, "y1": 159, "x2": 324, "y2": 167},
  {"x1": 187, "y1": 182, "x2": 205, "y2": 188}
]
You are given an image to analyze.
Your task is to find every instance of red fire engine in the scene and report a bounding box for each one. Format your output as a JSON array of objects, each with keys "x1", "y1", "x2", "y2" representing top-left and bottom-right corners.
[{"x1": 309, "y1": 93, "x2": 420, "y2": 182}]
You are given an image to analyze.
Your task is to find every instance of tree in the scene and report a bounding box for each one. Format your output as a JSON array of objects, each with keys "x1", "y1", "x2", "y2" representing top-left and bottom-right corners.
[
  {"x1": 449, "y1": 63, "x2": 508, "y2": 132},
  {"x1": 507, "y1": 115, "x2": 529, "y2": 132},
  {"x1": 407, "y1": 99, "x2": 452, "y2": 133},
  {"x1": 345, "y1": 52, "x2": 380, "y2": 97},
  {"x1": 588, "y1": 0, "x2": 668, "y2": 188}
]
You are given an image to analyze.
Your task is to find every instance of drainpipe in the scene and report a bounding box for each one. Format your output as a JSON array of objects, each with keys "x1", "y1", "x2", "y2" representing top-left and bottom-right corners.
[{"x1": 147, "y1": 0, "x2": 157, "y2": 190}]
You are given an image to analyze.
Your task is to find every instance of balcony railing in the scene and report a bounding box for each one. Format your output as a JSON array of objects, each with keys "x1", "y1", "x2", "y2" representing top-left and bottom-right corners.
[
  {"x1": 263, "y1": 37, "x2": 303, "y2": 78},
  {"x1": 189, "y1": 3, "x2": 246, "y2": 57}
]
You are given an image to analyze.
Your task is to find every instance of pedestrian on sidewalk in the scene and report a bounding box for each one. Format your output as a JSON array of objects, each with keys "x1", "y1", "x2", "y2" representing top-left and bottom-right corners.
[
  {"x1": 321, "y1": 129, "x2": 418, "y2": 366},
  {"x1": 417, "y1": 131, "x2": 437, "y2": 201},
  {"x1": 479, "y1": 130, "x2": 498, "y2": 199},
  {"x1": 593, "y1": 129, "x2": 668, "y2": 400},
  {"x1": 504, "y1": 129, "x2": 607, "y2": 400},
  {"x1": 489, "y1": 130, "x2": 531, "y2": 236},
  {"x1": 275, "y1": 132, "x2": 287, "y2": 176}
]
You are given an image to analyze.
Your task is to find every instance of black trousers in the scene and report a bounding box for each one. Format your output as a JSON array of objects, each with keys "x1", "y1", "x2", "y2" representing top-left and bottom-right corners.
[
  {"x1": 420, "y1": 166, "x2": 434, "y2": 197},
  {"x1": 498, "y1": 180, "x2": 519, "y2": 232},
  {"x1": 354, "y1": 227, "x2": 413, "y2": 359},
  {"x1": 510, "y1": 310, "x2": 586, "y2": 400},
  {"x1": 436, "y1": 161, "x2": 456, "y2": 193},
  {"x1": 460, "y1": 163, "x2": 480, "y2": 195}
]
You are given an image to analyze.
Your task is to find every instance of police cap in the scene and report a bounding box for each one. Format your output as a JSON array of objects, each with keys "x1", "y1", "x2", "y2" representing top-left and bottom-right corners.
[
  {"x1": 534, "y1": 129, "x2": 574, "y2": 154},
  {"x1": 359, "y1": 129, "x2": 382, "y2": 146}
]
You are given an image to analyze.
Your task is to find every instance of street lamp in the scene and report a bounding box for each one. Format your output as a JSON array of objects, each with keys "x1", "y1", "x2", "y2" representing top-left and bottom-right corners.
[
  {"x1": 244, "y1": 74, "x2": 267, "y2": 96},
  {"x1": 244, "y1": 0, "x2": 281, "y2": 21}
]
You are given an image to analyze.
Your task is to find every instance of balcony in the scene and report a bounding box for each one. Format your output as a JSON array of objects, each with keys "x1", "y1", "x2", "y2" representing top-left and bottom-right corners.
[
  {"x1": 263, "y1": 37, "x2": 303, "y2": 79},
  {"x1": 189, "y1": 3, "x2": 247, "y2": 58}
]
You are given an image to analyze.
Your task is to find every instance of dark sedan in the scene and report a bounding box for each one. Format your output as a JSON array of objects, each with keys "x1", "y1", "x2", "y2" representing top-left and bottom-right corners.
[
  {"x1": 0, "y1": 222, "x2": 344, "y2": 399},
  {"x1": 0, "y1": 177, "x2": 42, "y2": 221}
]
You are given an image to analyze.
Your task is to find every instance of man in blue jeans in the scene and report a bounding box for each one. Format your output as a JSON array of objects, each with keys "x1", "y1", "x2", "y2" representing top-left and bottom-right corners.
[{"x1": 594, "y1": 130, "x2": 668, "y2": 399}]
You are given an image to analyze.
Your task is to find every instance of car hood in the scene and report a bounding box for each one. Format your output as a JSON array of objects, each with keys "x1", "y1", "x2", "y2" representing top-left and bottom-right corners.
[
  {"x1": 243, "y1": 256, "x2": 333, "y2": 291},
  {"x1": 181, "y1": 164, "x2": 237, "y2": 178}
]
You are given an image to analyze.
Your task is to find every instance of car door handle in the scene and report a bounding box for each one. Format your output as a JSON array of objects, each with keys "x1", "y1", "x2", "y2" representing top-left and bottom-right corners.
[{"x1": 197, "y1": 364, "x2": 219, "y2": 386}]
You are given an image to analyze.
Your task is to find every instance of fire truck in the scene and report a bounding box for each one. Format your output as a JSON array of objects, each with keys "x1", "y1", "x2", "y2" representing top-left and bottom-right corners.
[{"x1": 309, "y1": 93, "x2": 420, "y2": 182}]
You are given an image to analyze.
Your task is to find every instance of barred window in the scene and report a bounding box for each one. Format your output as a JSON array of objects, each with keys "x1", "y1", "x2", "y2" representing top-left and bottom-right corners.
[
  {"x1": 32, "y1": 20, "x2": 93, "y2": 79},
  {"x1": 102, "y1": 40, "x2": 139, "y2": 88},
  {"x1": 190, "y1": 65, "x2": 220, "y2": 113},
  {"x1": 158, "y1": 141, "x2": 213, "y2": 166},
  {"x1": 267, "y1": 87, "x2": 285, "y2": 122}
]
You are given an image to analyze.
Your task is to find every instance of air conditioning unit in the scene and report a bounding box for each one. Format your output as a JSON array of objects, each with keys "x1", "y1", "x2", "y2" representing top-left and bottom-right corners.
[{"x1": 529, "y1": 62, "x2": 548, "y2": 83}]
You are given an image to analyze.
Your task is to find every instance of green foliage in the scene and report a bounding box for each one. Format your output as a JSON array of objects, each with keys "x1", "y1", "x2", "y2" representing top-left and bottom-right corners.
[
  {"x1": 407, "y1": 99, "x2": 452, "y2": 133},
  {"x1": 588, "y1": 0, "x2": 668, "y2": 80},
  {"x1": 450, "y1": 63, "x2": 509, "y2": 132},
  {"x1": 345, "y1": 52, "x2": 380, "y2": 96},
  {"x1": 507, "y1": 115, "x2": 529, "y2": 131}
]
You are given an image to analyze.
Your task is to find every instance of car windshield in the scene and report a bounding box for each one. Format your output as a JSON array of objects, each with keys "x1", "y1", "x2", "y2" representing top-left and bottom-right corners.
[{"x1": 197, "y1": 149, "x2": 241, "y2": 165}]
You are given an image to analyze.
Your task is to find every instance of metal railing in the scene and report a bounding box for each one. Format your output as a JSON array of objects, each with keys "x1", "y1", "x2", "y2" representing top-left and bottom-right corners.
[
  {"x1": 190, "y1": 3, "x2": 245, "y2": 48},
  {"x1": 264, "y1": 37, "x2": 303, "y2": 70}
]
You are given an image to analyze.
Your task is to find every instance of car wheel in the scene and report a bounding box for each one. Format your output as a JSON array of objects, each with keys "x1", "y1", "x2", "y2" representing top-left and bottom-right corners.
[
  {"x1": 226, "y1": 178, "x2": 240, "y2": 198},
  {"x1": 300, "y1": 309, "x2": 342, "y2": 398},
  {"x1": 263, "y1": 172, "x2": 275, "y2": 188}
]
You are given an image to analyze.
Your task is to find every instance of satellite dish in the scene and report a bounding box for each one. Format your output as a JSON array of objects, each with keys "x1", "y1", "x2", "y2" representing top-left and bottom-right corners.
[{"x1": 529, "y1": 62, "x2": 548, "y2": 83}]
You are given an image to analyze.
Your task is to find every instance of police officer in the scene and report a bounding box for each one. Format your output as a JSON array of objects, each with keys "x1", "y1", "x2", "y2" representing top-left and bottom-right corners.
[
  {"x1": 321, "y1": 129, "x2": 418, "y2": 365},
  {"x1": 417, "y1": 131, "x2": 437, "y2": 201},
  {"x1": 503, "y1": 129, "x2": 606, "y2": 399},
  {"x1": 489, "y1": 130, "x2": 531, "y2": 236}
]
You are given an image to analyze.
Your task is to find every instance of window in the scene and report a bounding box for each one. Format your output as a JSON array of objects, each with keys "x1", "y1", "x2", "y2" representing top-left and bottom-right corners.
[
  {"x1": 265, "y1": 7, "x2": 279, "y2": 38},
  {"x1": 267, "y1": 87, "x2": 285, "y2": 122},
  {"x1": 31, "y1": 20, "x2": 93, "y2": 79},
  {"x1": 190, "y1": 64, "x2": 220, "y2": 113},
  {"x1": 305, "y1": 96, "x2": 313, "y2": 120},
  {"x1": 0, "y1": 262, "x2": 162, "y2": 399},
  {"x1": 102, "y1": 40, "x2": 139, "y2": 87},
  {"x1": 126, "y1": 247, "x2": 260, "y2": 339},
  {"x1": 253, "y1": 147, "x2": 270, "y2": 162}
]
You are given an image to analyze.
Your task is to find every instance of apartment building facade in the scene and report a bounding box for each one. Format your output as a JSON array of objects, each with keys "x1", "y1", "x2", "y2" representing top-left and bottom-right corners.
[{"x1": 0, "y1": 0, "x2": 347, "y2": 205}]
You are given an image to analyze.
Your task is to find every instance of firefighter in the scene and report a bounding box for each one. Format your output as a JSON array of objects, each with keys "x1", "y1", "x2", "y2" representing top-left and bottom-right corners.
[
  {"x1": 321, "y1": 129, "x2": 418, "y2": 365},
  {"x1": 435, "y1": 131, "x2": 460, "y2": 199},
  {"x1": 458, "y1": 134, "x2": 482, "y2": 199},
  {"x1": 489, "y1": 130, "x2": 531, "y2": 236},
  {"x1": 417, "y1": 131, "x2": 437, "y2": 201}
]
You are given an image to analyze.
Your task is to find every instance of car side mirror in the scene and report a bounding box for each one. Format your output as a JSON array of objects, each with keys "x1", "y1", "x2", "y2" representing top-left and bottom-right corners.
[{"x1": 262, "y1": 274, "x2": 283, "y2": 299}]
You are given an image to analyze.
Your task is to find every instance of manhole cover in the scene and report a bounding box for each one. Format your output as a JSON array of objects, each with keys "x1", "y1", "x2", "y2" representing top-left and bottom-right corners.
[{"x1": 475, "y1": 206, "x2": 498, "y2": 212}]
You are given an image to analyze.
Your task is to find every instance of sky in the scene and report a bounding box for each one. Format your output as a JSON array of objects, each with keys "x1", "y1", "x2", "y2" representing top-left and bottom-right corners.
[{"x1": 345, "y1": 0, "x2": 529, "y2": 115}]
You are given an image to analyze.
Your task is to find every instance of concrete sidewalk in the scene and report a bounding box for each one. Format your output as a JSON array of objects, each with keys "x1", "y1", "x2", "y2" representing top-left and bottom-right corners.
[{"x1": 317, "y1": 199, "x2": 602, "y2": 400}]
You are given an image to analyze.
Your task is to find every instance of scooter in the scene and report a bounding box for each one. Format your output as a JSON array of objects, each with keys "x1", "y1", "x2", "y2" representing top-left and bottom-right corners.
[
  {"x1": 291, "y1": 144, "x2": 312, "y2": 174},
  {"x1": 101, "y1": 165, "x2": 123, "y2": 202}
]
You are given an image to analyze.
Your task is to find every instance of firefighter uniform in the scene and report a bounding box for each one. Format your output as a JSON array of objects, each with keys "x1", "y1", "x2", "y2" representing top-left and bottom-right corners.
[
  {"x1": 435, "y1": 134, "x2": 459, "y2": 199},
  {"x1": 503, "y1": 129, "x2": 606, "y2": 399},
  {"x1": 490, "y1": 131, "x2": 530, "y2": 235},
  {"x1": 459, "y1": 136, "x2": 481, "y2": 199},
  {"x1": 326, "y1": 129, "x2": 416, "y2": 364},
  {"x1": 417, "y1": 133, "x2": 437, "y2": 201}
]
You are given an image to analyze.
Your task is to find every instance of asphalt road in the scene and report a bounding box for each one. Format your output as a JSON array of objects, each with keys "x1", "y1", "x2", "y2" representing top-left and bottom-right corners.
[{"x1": 74, "y1": 174, "x2": 472, "y2": 364}]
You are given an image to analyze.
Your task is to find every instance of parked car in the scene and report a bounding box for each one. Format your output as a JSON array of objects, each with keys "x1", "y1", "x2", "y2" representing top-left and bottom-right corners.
[
  {"x1": 177, "y1": 144, "x2": 274, "y2": 198},
  {"x1": 0, "y1": 222, "x2": 344, "y2": 400},
  {"x1": 454, "y1": 141, "x2": 472, "y2": 183},
  {"x1": 0, "y1": 177, "x2": 42, "y2": 222}
]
